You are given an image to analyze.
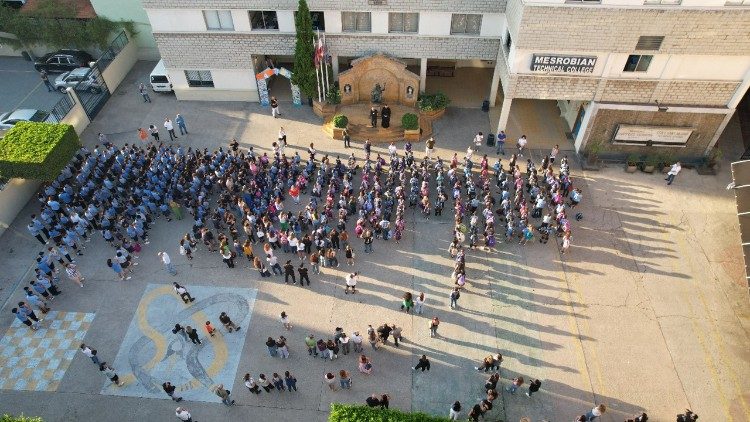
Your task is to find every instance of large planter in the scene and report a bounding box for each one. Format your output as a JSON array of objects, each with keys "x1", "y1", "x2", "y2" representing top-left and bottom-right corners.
[
  {"x1": 313, "y1": 100, "x2": 336, "y2": 118},
  {"x1": 419, "y1": 108, "x2": 446, "y2": 120},
  {"x1": 642, "y1": 165, "x2": 655, "y2": 173},
  {"x1": 404, "y1": 129, "x2": 421, "y2": 141},
  {"x1": 626, "y1": 164, "x2": 637, "y2": 173},
  {"x1": 332, "y1": 126, "x2": 347, "y2": 140}
]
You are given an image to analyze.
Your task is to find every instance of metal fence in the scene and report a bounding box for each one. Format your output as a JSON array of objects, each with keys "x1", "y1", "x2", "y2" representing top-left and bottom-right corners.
[
  {"x1": 46, "y1": 94, "x2": 75, "y2": 123},
  {"x1": 96, "y1": 31, "x2": 129, "y2": 72}
]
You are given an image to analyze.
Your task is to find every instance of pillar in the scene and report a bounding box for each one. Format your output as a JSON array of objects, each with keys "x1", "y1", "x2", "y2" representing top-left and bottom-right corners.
[
  {"x1": 488, "y1": 59, "x2": 502, "y2": 107},
  {"x1": 419, "y1": 58, "x2": 428, "y2": 93},
  {"x1": 495, "y1": 97, "x2": 513, "y2": 135},
  {"x1": 331, "y1": 54, "x2": 339, "y2": 79}
]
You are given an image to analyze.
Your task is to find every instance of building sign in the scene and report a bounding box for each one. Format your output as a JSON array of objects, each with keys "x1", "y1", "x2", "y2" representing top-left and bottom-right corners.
[
  {"x1": 613, "y1": 124, "x2": 693, "y2": 146},
  {"x1": 531, "y1": 54, "x2": 597, "y2": 74}
]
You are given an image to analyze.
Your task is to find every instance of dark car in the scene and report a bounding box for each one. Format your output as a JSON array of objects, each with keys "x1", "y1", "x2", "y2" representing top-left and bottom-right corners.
[{"x1": 34, "y1": 49, "x2": 94, "y2": 73}]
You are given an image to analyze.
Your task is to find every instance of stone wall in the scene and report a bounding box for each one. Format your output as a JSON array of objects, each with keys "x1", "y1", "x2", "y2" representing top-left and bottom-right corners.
[
  {"x1": 514, "y1": 4, "x2": 750, "y2": 56},
  {"x1": 153, "y1": 33, "x2": 502, "y2": 69},
  {"x1": 600, "y1": 80, "x2": 657, "y2": 104},
  {"x1": 655, "y1": 81, "x2": 741, "y2": 107},
  {"x1": 513, "y1": 75, "x2": 598, "y2": 100},
  {"x1": 142, "y1": 0, "x2": 505, "y2": 13},
  {"x1": 585, "y1": 108, "x2": 726, "y2": 157}
]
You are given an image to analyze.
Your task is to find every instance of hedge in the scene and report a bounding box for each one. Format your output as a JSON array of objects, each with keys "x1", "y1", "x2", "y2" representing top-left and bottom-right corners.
[
  {"x1": 329, "y1": 404, "x2": 452, "y2": 422},
  {"x1": 333, "y1": 114, "x2": 349, "y2": 129},
  {"x1": 1, "y1": 415, "x2": 43, "y2": 422},
  {"x1": 0, "y1": 122, "x2": 80, "y2": 181},
  {"x1": 417, "y1": 92, "x2": 450, "y2": 112},
  {"x1": 401, "y1": 113, "x2": 419, "y2": 130}
]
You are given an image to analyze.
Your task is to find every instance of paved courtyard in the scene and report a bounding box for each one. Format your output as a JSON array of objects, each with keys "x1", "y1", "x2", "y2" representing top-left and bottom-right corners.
[{"x1": 0, "y1": 61, "x2": 748, "y2": 422}]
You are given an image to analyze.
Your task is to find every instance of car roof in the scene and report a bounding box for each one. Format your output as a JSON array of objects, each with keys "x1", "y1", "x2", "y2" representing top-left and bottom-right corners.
[
  {"x1": 2, "y1": 109, "x2": 41, "y2": 120},
  {"x1": 67, "y1": 67, "x2": 91, "y2": 76}
]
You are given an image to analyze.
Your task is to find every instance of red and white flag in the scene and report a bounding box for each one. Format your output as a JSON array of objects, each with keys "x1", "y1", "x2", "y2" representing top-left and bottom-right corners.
[{"x1": 314, "y1": 37, "x2": 324, "y2": 67}]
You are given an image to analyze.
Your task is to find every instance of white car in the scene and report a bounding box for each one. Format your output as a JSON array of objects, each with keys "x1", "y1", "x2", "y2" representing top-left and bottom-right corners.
[
  {"x1": 54, "y1": 67, "x2": 103, "y2": 94},
  {"x1": 0, "y1": 109, "x2": 50, "y2": 130}
]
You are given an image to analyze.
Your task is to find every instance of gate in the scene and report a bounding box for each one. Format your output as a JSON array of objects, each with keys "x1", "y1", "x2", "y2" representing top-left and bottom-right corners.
[{"x1": 73, "y1": 62, "x2": 110, "y2": 119}]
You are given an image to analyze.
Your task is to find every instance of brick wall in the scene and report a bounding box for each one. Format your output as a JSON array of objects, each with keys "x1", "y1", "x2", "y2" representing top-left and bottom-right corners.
[
  {"x1": 513, "y1": 75, "x2": 599, "y2": 100},
  {"x1": 585, "y1": 108, "x2": 725, "y2": 156},
  {"x1": 515, "y1": 5, "x2": 750, "y2": 56},
  {"x1": 142, "y1": 0, "x2": 505, "y2": 13},
  {"x1": 600, "y1": 80, "x2": 657, "y2": 103},
  {"x1": 656, "y1": 81, "x2": 740, "y2": 106},
  {"x1": 153, "y1": 32, "x2": 501, "y2": 68}
]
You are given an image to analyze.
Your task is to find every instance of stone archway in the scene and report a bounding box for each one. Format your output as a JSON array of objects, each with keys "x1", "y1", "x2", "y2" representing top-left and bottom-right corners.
[
  {"x1": 255, "y1": 67, "x2": 302, "y2": 107},
  {"x1": 338, "y1": 53, "x2": 420, "y2": 107}
]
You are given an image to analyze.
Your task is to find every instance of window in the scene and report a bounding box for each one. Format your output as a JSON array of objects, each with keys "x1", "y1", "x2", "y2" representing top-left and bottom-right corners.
[
  {"x1": 504, "y1": 30, "x2": 512, "y2": 52},
  {"x1": 185, "y1": 70, "x2": 214, "y2": 87},
  {"x1": 450, "y1": 14, "x2": 481, "y2": 35},
  {"x1": 342, "y1": 12, "x2": 371, "y2": 32},
  {"x1": 389, "y1": 12, "x2": 418, "y2": 33},
  {"x1": 636, "y1": 36, "x2": 664, "y2": 50},
  {"x1": 203, "y1": 10, "x2": 234, "y2": 30},
  {"x1": 250, "y1": 11, "x2": 278, "y2": 30},
  {"x1": 725, "y1": 0, "x2": 750, "y2": 4},
  {"x1": 623, "y1": 55, "x2": 653, "y2": 72},
  {"x1": 644, "y1": 0, "x2": 681, "y2": 4}
]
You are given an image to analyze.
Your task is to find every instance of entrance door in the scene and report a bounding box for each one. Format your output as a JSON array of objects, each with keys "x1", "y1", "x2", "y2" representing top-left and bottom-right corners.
[{"x1": 572, "y1": 105, "x2": 586, "y2": 138}]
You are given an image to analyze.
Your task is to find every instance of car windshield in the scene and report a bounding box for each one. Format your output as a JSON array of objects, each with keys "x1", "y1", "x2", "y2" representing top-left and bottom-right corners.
[
  {"x1": 29, "y1": 110, "x2": 50, "y2": 122},
  {"x1": 151, "y1": 75, "x2": 168, "y2": 83}
]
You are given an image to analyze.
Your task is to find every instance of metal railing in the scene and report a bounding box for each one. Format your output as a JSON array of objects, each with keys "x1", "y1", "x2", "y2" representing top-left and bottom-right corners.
[
  {"x1": 46, "y1": 94, "x2": 75, "y2": 123},
  {"x1": 96, "y1": 31, "x2": 129, "y2": 72}
]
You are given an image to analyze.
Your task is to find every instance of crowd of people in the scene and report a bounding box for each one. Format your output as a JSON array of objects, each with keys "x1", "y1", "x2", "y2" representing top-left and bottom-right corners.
[{"x1": 16, "y1": 121, "x2": 599, "y2": 421}]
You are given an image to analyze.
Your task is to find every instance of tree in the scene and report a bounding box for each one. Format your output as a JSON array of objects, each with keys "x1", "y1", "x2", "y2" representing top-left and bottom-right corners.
[{"x1": 291, "y1": 0, "x2": 317, "y2": 102}]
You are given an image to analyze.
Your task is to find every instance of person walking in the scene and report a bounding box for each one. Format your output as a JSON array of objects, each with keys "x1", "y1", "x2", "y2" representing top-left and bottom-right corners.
[
  {"x1": 475, "y1": 353, "x2": 502, "y2": 372},
  {"x1": 390, "y1": 324, "x2": 402, "y2": 347},
  {"x1": 324, "y1": 372, "x2": 337, "y2": 391},
  {"x1": 100, "y1": 362, "x2": 124, "y2": 386},
  {"x1": 339, "y1": 370, "x2": 352, "y2": 389},
  {"x1": 666, "y1": 161, "x2": 681, "y2": 185},
  {"x1": 219, "y1": 312, "x2": 240, "y2": 332},
  {"x1": 449, "y1": 401, "x2": 462, "y2": 420},
  {"x1": 18, "y1": 302, "x2": 42, "y2": 326},
  {"x1": 496, "y1": 130, "x2": 506, "y2": 155},
  {"x1": 174, "y1": 407, "x2": 193, "y2": 422},
  {"x1": 429, "y1": 317, "x2": 440, "y2": 338},
  {"x1": 186, "y1": 326, "x2": 201, "y2": 345},
  {"x1": 12, "y1": 307, "x2": 39, "y2": 330},
  {"x1": 173, "y1": 282, "x2": 195, "y2": 303},
  {"x1": 40, "y1": 70, "x2": 55, "y2": 92},
  {"x1": 414, "y1": 292, "x2": 425, "y2": 314},
  {"x1": 215, "y1": 384, "x2": 235, "y2": 405},
  {"x1": 159, "y1": 252, "x2": 177, "y2": 275},
  {"x1": 79, "y1": 343, "x2": 100, "y2": 364},
  {"x1": 175, "y1": 114, "x2": 188, "y2": 135},
  {"x1": 284, "y1": 371, "x2": 298, "y2": 392},
  {"x1": 243, "y1": 374, "x2": 261, "y2": 394},
  {"x1": 163, "y1": 381, "x2": 183, "y2": 401},
  {"x1": 139, "y1": 83, "x2": 151, "y2": 103},
  {"x1": 400, "y1": 292, "x2": 414, "y2": 313},
  {"x1": 506, "y1": 376, "x2": 524, "y2": 394},
  {"x1": 585, "y1": 404, "x2": 607, "y2": 421},
  {"x1": 64, "y1": 262, "x2": 84, "y2": 287},
  {"x1": 449, "y1": 287, "x2": 461, "y2": 309},
  {"x1": 413, "y1": 354, "x2": 431, "y2": 372},
  {"x1": 164, "y1": 118, "x2": 178, "y2": 141},
  {"x1": 527, "y1": 378, "x2": 542, "y2": 397},
  {"x1": 204, "y1": 321, "x2": 216, "y2": 337},
  {"x1": 271, "y1": 96, "x2": 281, "y2": 118},
  {"x1": 172, "y1": 323, "x2": 188, "y2": 340},
  {"x1": 298, "y1": 263, "x2": 310, "y2": 286},
  {"x1": 280, "y1": 311, "x2": 292, "y2": 330}
]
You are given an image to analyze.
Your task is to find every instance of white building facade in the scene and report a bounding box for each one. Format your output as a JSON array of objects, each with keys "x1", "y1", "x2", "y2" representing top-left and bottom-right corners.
[{"x1": 142, "y1": 0, "x2": 750, "y2": 157}]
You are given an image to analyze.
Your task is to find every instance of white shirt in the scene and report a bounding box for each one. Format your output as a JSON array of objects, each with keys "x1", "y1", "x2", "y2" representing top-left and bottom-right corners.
[
  {"x1": 81, "y1": 347, "x2": 95, "y2": 358},
  {"x1": 388, "y1": 144, "x2": 397, "y2": 155},
  {"x1": 346, "y1": 274, "x2": 357, "y2": 286},
  {"x1": 474, "y1": 134, "x2": 483, "y2": 145},
  {"x1": 668, "y1": 163, "x2": 681, "y2": 176},
  {"x1": 164, "y1": 120, "x2": 174, "y2": 130},
  {"x1": 175, "y1": 410, "x2": 191, "y2": 421},
  {"x1": 518, "y1": 137, "x2": 528, "y2": 147},
  {"x1": 160, "y1": 252, "x2": 171, "y2": 265}
]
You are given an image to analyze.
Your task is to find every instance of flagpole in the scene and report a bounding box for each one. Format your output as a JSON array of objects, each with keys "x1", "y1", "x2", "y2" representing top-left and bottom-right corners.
[
  {"x1": 313, "y1": 36, "x2": 321, "y2": 102},
  {"x1": 322, "y1": 31, "x2": 330, "y2": 99}
]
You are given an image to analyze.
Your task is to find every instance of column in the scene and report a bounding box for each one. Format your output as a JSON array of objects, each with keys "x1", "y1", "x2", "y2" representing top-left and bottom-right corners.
[
  {"x1": 495, "y1": 97, "x2": 513, "y2": 135},
  {"x1": 488, "y1": 59, "x2": 502, "y2": 107},
  {"x1": 419, "y1": 58, "x2": 428, "y2": 93},
  {"x1": 331, "y1": 55, "x2": 339, "y2": 79}
]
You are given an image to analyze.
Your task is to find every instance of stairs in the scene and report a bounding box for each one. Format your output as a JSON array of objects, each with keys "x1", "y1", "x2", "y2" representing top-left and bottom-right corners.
[{"x1": 347, "y1": 123, "x2": 404, "y2": 143}]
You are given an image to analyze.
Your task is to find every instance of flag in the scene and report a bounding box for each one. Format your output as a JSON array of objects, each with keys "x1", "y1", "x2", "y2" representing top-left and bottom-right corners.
[{"x1": 314, "y1": 36, "x2": 324, "y2": 68}]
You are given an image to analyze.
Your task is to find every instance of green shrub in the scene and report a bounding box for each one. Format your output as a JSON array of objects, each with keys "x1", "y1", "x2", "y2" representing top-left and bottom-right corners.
[
  {"x1": 329, "y1": 404, "x2": 451, "y2": 422},
  {"x1": 327, "y1": 85, "x2": 342, "y2": 105},
  {"x1": 1, "y1": 415, "x2": 43, "y2": 422},
  {"x1": 402, "y1": 113, "x2": 419, "y2": 130},
  {"x1": 417, "y1": 92, "x2": 450, "y2": 111},
  {"x1": 332, "y1": 114, "x2": 348, "y2": 128},
  {"x1": 644, "y1": 154, "x2": 660, "y2": 167},
  {"x1": 0, "y1": 122, "x2": 80, "y2": 181},
  {"x1": 626, "y1": 154, "x2": 640, "y2": 166}
]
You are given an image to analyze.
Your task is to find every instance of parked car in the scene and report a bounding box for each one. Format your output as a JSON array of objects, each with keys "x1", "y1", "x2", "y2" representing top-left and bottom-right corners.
[
  {"x1": 0, "y1": 109, "x2": 50, "y2": 130},
  {"x1": 33, "y1": 49, "x2": 94, "y2": 73},
  {"x1": 54, "y1": 68, "x2": 103, "y2": 94}
]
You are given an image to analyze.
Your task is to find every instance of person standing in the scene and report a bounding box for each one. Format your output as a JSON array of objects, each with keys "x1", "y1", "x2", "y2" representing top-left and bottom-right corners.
[
  {"x1": 527, "y1": 378, "x2": 542, "y2": 397},
  {"x1": 244, "y1": 374, "x2": 261, "y2": 394},
  {"x1": 271, "y1": 96, "x2": 281, "y2": 118},
  {"x1": 24, "y1": 287, "x2": 50, "y2": 314},
  {"x1": 284, "y1": 371, "x2": 298, "y2": 391},
  {"x1": 506, "y1": 376, "x2": 524, "y2": 394},
  {"x1": 174, "y1": 407, "x2": 193, "y2": 422},
  {"x1": 381, "y1": 104, "x2": 391, "y2": 128},
  {"x1": 278, "y1": 126, "x2": 287, "y2": 147},
  {"x1": 339, "y1": 370, "x2": 352, "y2": 389},
  {"x1": 149, "y1": 124, "x2": 160, "y2": 141},
  {"x1": 345, "y1": 272, "x2": 358, "y2": 294},
  {"x1": 305, "y1": 334, "x2": 318, "y2": 356},
  {"x1": 414, "y1": 292, "x2": 425, "y2": 314},
  {"x1": 429, "y1": 317, "x2": 440, "y2": 338},
  {"x1": 425, "y1": 137, "x2": 436, "y2": 160},
  {"x1": 163, "y1": 381, "x2": 183, "y2": 401},
  {"x1": 413, "y1": 354, "x2": 431, "y2": 372},
  {"x1": 496, "y1": 130, "x2": 506, "y2": 155},
  {"x1": 666, "y1": 161, "x2": 681, "y2": 185},
  {"x1": 550, "y1": 144, "x2": 559, "y2": 164},
  {"x1": 186, "y1": 326, "x2": 201, "y2": 345},
  {"x1": 298, "y1": 263, "x2": 310, "y2": 286},
  {"x1": 369, "y1": 106, "x2": 378, "y2": 128},
  {"x1": 585, "y1": 404, "x2": 607, "y2": 421},
  {"x1": 138, "y1": 127, "x2": 149, "y2": 143},
  {"x1": 280, "y1": 312, "x2": 292, "y2": 330},
  {"x1": 219, "y1": 312, "x2": 240, "y2": 332},
  {"x1": 173, "y1": 282, "x2": 195, "y2": 303},
  {"x1": 284, "y1": 260, "x2": 296, "y2": 284},
  {"x1": 100, "y1": 363, "x2": 124, "y2": 386},
  {"x1": 80, "y1": 343, "x2": 100, "y2": 364},
  {"x1": 517, "y1": 135, "x2": 528, "y2": 157},
  {"x1": 175, "y1": 113, "x2": 188, "y2": 135},
  {"x1": 215, "y1": 384, "x2": 235, "y2": 405},
  {"x1": 172, "y1": 323, "x2": 188, "y2": 340},
  {"x1": 12, "y1": 307, "x2": 39, "y2": 330},
  {"x1": 390, "y1": 324, "x2": 402, "y2": 347},
  {"x1": 159, "y1": 252, "x2": 177, "y2": 275},
  {"x1": 139, "y1": 83, "x2": 151, "y2": 103},
  {"x1": 324, "y1": 372, "x2": 337, "y2": 391},
  {"x1": 473, "y1": 132, "x2": 483, "y2": 151},
  {"x1": 40, "y1": 70, "x2": 54, "y2": 92},
  {"x1": 343, "y1": 129, "x2": 351, "y2": 148},
  {"x1": 164, "y1": 118, "x2": 178, "y2": 141},
  {"x1": 449, "y1": 287, "x2": 461, "y2": 309},
  {"x1": 449, "y1": 401, "x2": 462, "y2": 420}
]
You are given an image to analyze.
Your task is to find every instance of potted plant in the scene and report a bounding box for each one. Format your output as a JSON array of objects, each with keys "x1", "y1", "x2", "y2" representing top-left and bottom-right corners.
[
  {"x1": 314, "y1": 85, "x2": 340, "y2": 118},
  {"x1": 707, "y1": 147, "x2": 722, "y2": 171},
  {"x1": 331, "y1": 114, "x2": 348, "y2": 140},
  {"x1": 642, "y1": 154, "x2": 658, "y2": 173},
  {"x1": 626, "y1": 154, "x2": 639, "y2": 173},
  {"x1": 402, "y1": 113, "x2": 420, "y2": 141},
  {"x1": 585, "y1": 140, "x2": 604, "y2": 169},
  {"x1": 417, "y1": 92, "x2": 450, "y2": 120},
  {"x1": 658, "y1": 152, "x2": 675, "y2": 173}
]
